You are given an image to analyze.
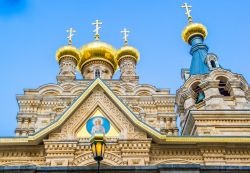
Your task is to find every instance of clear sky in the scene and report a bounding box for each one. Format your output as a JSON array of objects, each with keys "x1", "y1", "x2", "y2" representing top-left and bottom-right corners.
[{"x1": 0, "y1": 0, "x2": 249, "y2": 136}]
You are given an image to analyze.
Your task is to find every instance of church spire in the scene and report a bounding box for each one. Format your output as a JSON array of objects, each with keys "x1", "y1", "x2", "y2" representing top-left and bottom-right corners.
[{"x1": 181, "y1": 2, "x2": 210, "y2": 76}]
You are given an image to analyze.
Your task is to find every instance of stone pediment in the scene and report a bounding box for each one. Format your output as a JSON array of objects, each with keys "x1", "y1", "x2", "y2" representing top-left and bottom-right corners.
[
  {"x1": 48, "y1": 83, "x2": 148, "y2": 141},
  {"x1": 45, "y1": 78, "x2": 169, "y2": 142},
  {"x1": 5, "y1": 78, "x2": 165, "y2": 145}
]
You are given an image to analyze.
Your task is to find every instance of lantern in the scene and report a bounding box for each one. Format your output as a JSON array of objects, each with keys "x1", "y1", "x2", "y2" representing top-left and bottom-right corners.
[{"x1": 90, "y1": 133, "x2": 106, "y2": 163}]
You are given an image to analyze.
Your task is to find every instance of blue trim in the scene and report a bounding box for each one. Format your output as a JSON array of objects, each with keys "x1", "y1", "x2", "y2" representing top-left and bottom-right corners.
[{"x1": 189, "y1": 36, "x2": 210, "y2": 75}]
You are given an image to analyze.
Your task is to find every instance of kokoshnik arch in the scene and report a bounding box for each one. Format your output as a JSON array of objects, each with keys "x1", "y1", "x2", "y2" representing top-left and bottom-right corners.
[{"x1": 0, "y1": 2, "x2": 250, "y2": 173}]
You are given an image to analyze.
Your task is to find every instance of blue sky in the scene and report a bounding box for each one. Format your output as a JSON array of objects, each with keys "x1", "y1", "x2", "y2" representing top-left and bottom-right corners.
[{"x1": 0, "y1": 0, "x2": 249, "y2": 136}]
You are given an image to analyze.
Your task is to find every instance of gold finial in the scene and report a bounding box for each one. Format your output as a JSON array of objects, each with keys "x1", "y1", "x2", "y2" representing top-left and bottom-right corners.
[
  {"x1": 66, "y1": 28, "x2": 76, "y2": 45},
  {"x1": 92, "y1": 19, "x2": 102, "y2": 41},
  {"x1": 121, "y1": 28, "x2": 130, "y2": 46},
  {"x1": 181, "y1": 2, "x2": 193, "y2": 23}
]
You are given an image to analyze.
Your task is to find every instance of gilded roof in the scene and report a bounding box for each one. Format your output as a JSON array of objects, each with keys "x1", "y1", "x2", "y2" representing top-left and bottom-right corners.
[
  {"x1": 182, "y1": 23, "x2": 208, "y2": 43},
  {"x1": 78, "y1": 41, "x2": 118, "y2": 71},
  {"x1": 56, "y1": 45, "x2": 81, "y2": 63},
  {"x1": 116, "y1": 45, "x2": 140, "y2": 64}
]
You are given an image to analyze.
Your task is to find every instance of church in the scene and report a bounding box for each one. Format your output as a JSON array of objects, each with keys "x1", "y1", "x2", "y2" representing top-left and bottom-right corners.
[{"x1": 0, "y1": 3, "x2": 250, "y2": 173}]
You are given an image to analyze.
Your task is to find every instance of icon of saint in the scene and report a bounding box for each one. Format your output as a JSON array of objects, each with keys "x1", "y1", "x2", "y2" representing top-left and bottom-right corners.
[{"x1": 91, "y1": 117, "x2": 105, "y2": 136}]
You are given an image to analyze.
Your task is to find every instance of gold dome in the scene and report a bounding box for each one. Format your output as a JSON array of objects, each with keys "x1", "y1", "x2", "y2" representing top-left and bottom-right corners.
[
  {"x1": 116, "y1": 46, "x2": 140, "y2": 62},
  {"x1": 78, "y1": 41, "x2": 118, "y2": 71},
  {"x1": 116, "y1": 46, "x2": 140, "y2": 64},
  {"x1": 182, "y1": 23, "x2": 208, "y2": 43},
  {"x1": 56, "y1": 45, "x2": 80, "y2": 63}
]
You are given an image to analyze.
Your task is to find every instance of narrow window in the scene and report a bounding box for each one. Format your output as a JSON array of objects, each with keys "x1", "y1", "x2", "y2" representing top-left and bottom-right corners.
[
  {"x1": 192, "y1": 82, "x2": 205, "y2": 104},
  {"x1": 210, "y1": 60, "x2": 216, "y2": 68},
  {"x1": 195, "y1": 86, "x2": 205, "y2": 104},
  {"x1": 217, "y1": 77, "x2": 230, "y2": 96},
  {"x1": 95, "y1": 69, "x2": 101, "y2": 78}
]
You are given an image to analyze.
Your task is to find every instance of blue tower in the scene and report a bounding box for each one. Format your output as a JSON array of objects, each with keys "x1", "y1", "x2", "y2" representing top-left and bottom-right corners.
[{"x1": 181, "y1": 3, "x2": 219, "y2": 78}]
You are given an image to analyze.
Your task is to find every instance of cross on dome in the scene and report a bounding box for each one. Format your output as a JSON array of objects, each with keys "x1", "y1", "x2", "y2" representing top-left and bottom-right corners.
[
  {"x1": 181, "y1": 2, "x2": 193, "y2": 23},
  {"x1": 121, "y1": 28, "x2": 130, "y2": 46},
  {"x1": 66, "y1": 27, "x2": 76, "y2": 45},
  {"x1": 92, "y1": 19, "x2": 103, "y2": 41}
]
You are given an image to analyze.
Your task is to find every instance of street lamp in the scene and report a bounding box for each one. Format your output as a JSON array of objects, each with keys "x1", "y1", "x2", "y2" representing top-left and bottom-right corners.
[{"x1": 90, "y1": 133, "x2": 106, "y2": 173}]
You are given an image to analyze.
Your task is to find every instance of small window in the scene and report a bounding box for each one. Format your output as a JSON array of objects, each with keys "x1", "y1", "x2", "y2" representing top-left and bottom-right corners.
[
  {"x1": 210, "y1": 60, "x2": 216, "y2": 68},
  {"x1": 218, "y1": 81, "x2": 230, "y2": 96},
  {"x1": 95, "y1": 69, "x2": 101, "y2": 78},
  {"x1": 194, "y1": 86, "x2": 205, "y2": 104},
  {"x1": 217, "y1": 77, "x2": 230, "y2": 96},
  {"x1": 191, "y1": 82, "x2": 205, "y2": 104}
]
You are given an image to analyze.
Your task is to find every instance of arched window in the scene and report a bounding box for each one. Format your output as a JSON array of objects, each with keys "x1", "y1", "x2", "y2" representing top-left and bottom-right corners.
[
  {"x1": 191, "y1": 82, "x2": 205, "y2": 104},
  {"x1": 95, "y1": 69, "x2": 101, "y2": 78},
  {"x1": 210, "y1": 60, "x2": 216, "y2": 68},
  {"x1": 206, "y1": 54, "x2": 219, "y2": 70},
  {"x1": 194, "y1": 86, "x2": 205, "y2": 104},
  {"x1": 217, "y1": 77, "x2": 230, "y2": 96}
]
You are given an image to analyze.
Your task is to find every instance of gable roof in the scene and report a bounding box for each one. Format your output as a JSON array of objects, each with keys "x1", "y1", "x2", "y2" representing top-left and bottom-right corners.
[
  {"x1": 1, "y1": 78, "x2": 250, "y2": 145},
  {"x1": 0, "y1": 78, "x2": 166, "y2": 145}
]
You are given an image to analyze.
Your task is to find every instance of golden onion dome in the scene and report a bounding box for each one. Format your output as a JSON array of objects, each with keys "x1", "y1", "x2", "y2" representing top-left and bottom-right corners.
[
  {"x1": 78, "y1": 41, "x2": 118, "y2": 71},
  {"x1": 116, "y1": 45, "x2": 140, "y2": 64},
  {"x1": 182, "y1": 23, "x2": 208, "y2": 44},
  {"x1": 56, "y1": 45, "x2": 81, "y2": 63}
]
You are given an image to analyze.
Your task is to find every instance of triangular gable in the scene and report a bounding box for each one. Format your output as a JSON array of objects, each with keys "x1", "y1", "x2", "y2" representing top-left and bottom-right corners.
[{"x1": 6, "y1": 78, "x2": 165, "y2": 145}]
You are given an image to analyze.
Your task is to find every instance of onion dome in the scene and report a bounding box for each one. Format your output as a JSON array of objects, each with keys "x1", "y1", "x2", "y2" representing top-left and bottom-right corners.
[
  {"x1": 56, "y1": 45, "x2": 81, "y2": 64},
  {"x1": 78, "y1": 41, "x2": 118, "y2": 72},
  {"x1": 181, "y1": 3, "x2": 210, "y2": 76},
  {"x1": 116, "y1": 45, "x2": 140, "y2": 64},
  {"x1": 182, "y1": 23, "x2": 208, "y2": 44}
]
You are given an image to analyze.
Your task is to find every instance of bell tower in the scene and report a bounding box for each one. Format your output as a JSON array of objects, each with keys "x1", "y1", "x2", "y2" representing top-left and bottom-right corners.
[{"x1": 176, "y1": 3, "x2": 250, "y2": 136}]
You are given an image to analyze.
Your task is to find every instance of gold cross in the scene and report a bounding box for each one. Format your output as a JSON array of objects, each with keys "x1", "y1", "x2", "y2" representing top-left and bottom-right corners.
[
  {"x1": 121, "y1": 28, "x2": 130, "y2": 45},
  {"x1": 66, "y1": 28, "x2": 76, "y2": 45},
  {"x1": 92, "y1": 19, "x2": 102, "y2": 40},
  {"x1": 181, "y1": 2, "x2": 193, "y2": 23}
]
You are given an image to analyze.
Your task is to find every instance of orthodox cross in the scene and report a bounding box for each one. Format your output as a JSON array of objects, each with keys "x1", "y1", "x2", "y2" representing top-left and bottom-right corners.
[
  {"x1": 66, "y1": 28, "x2": 76, "y2": 45},
  {"x1": 92, "y1": 19, "x2": 102, "y2": 41},
  {"x1": 121, "y1": 28, "x2": 130, "y2": 45},
  {"x1": 181, "y1": 2, "x2": 193, "y2": 23}
]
